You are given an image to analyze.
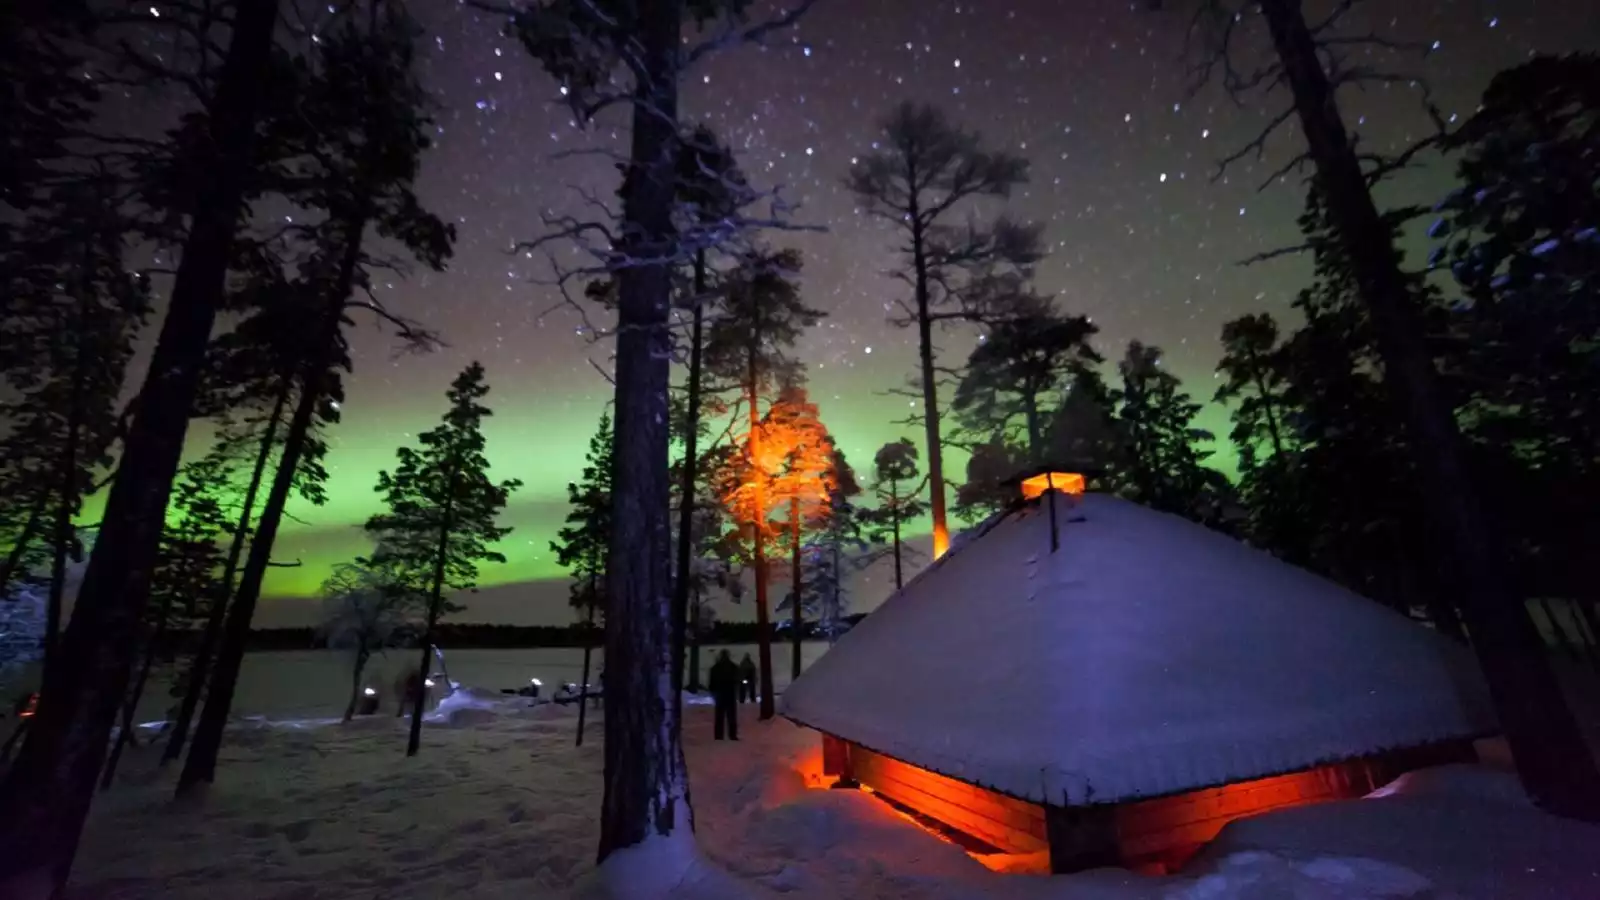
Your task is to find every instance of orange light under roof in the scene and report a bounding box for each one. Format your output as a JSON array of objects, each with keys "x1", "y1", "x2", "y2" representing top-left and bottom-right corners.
[{"x1": 1019, "y1": 472, "x2": 1085, "y2": 500}]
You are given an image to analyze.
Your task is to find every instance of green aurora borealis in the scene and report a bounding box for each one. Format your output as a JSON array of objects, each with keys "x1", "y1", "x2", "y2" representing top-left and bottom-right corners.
[{"x1": 66, "y1": 0, "x2": 1597, "y2": 624}]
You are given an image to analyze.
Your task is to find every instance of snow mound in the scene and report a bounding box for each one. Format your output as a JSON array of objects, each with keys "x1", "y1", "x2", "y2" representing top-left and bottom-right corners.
[
  {"x1": 1197, "y1": 767, "x2": 1600, "y2": 898},
  {"x1": 1170, "y1": 851, "x2": 1432, "y2": 899},
  {"x1": 784, "y1": 493, "x2": 1496, "y2": 806},
  {"x1": 569, "y1": 820, "x2": 778, "y2": 900},
  {"x1": 1363, "y1": 763, "x2": 1531, "y2": 808}
]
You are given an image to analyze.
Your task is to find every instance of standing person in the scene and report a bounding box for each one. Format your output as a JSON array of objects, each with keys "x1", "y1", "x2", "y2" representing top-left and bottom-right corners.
[
  {"x1": 737, "y1": 653, "x2": 757, "y2": 704},
  {"x1": 708, "y1": 650, "x2": 739, "y2": 741}
]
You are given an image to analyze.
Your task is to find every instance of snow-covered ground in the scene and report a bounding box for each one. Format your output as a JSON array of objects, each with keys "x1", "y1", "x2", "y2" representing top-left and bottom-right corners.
[{"x1": 69, "y1": 694, "x2": 1600, "y2": 900}]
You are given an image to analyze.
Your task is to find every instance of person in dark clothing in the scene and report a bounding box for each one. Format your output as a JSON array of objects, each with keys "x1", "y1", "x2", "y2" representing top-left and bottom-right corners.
[
  {"x1": 708, "y1": 650, "x2": 740, "y2": 741},
  {"x1": 737, "y1": 653, "x2": 758, "y2": 704}
]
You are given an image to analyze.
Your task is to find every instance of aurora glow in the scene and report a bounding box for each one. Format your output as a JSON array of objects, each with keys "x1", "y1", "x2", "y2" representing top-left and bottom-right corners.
[{"x1": 83, "y1": 0, "x2": 1596, "y2": 624}]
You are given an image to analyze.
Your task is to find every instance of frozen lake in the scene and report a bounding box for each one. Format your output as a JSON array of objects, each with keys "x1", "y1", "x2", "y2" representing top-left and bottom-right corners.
[{"x1": 121, "y1": 640, "x2": 835, "y2": 722}]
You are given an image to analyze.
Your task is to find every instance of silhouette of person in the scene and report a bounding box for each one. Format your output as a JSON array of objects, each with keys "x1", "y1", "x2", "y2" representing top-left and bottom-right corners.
[
  {"x1": 737, "y1": 653, "x2": 758, "y2": 704},
  {"x1": 708, "y1": 650, "x2": 740, "y2": 741}
]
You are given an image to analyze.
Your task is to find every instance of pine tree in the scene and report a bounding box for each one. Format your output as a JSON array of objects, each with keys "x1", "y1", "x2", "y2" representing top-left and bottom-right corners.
[
  {"x1": 704, "y1": 249, "x2": 823, "y2": 719},
  {"x1": 800, "y1": 446, "x2": 866, "y2": 642},
  {"x1": 0, "y1": 1, "x2": 285, "y2": 883},
  {"x1": 847, "y1": 101, "x2": 1041, "y2": 560},
  {"x1": 1043, "y1": 369, "x2": 1124, "y2": 479},
  {"x1": 1114, "y1": 341, "x2": 1223, "y2": 521},
  {"x1": 861, "y1": 439, "x2": 928, "y2": 592},
  {"x1": 1215, "y1": 313, "x2": 1310, "y2": 560},
  {"x1": 952, "y1": 301, "x2": 1100, "y2": 460},
  {"x1": 363, "y1": 363, "x2": 520, "y2": 757},
  {"x1": 953, "y1": 439, "x2": 1028, "y2": 525},
  {"x1": 552, "y1": 412, "x2": 613, "y2": 747}
]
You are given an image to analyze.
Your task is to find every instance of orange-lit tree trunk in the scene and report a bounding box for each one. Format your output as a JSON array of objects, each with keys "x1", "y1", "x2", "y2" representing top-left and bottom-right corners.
[
  {"x1": 747, "y1": 384, "x2": 776, "y2": 720},
  {"x1": 909, "y1": 195, "x2": 950, "y2": 559}
]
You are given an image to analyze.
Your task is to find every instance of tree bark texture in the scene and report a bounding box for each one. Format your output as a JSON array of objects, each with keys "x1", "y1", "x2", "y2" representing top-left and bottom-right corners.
[{"x1": 596, "y1": 0, "x2": 694, "y2": 864}]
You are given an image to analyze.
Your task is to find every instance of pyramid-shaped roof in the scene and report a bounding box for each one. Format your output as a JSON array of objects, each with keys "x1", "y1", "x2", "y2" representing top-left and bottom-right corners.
[{"x1": 782, "y1": 493, "x2": 1496, "y2": 807}]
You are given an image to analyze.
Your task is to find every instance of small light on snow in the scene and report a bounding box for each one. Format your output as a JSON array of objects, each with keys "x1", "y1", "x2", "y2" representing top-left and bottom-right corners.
[
  {"x1": 363, "y1": 687, "x2": 376, "y2": 696},
  {"x1": 954, "y1": 58, "x2": 961, "y2": 68},
  {"x1": 1201, "y1": 128, "x2": 1210, "y2": 139},
  {"x1": 150, "y1": 6, "x2": 159, "y2": 15},
  {"x1": 1239, "y1": 207, "x2": 1247, "y2": 216},
  {"x1": 805, "y1": 147, "x2": 814, "y2": 155},
  {"x1": 864, "y1": 346, "x2": 873, "y2": 353},
  {"x1": 494, "y1": 72, "x2": 502, "y2": 81},
  {"x1": 531, "y1": 678, "x2": 543, "y2": 686},
  {"x1": 1124, "y1": 113, "x2": 1132, "y2": 123},
  {"x1": 559, "y1": 85, "x2": 569, "y2": 97},
  {"x1": 803, "y1": 45, "x2": 813, "y2": 57},
  {"x1": 1488, "y1": 17, "x2": 1499, "y2": 27},
  {"x1": 424, "y1": 678, "x2": 436, "y2": 688},
  {"x1": 1431, "y1": 39, "x2": 1442, "y2": 51},
  {"x1": 1159, "y1": 173, "x2": 1168, "y2": 183}
]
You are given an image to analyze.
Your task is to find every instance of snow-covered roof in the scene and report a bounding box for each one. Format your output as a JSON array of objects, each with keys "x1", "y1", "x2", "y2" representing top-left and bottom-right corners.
[{"x1": 781, "y1": 493, "x2": 1497, "y2": 808}]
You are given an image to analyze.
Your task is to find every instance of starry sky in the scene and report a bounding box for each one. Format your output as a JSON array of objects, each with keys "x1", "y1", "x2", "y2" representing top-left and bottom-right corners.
[{"x1": 243, "y1": 0, "x2": 1600, "y2": 626}]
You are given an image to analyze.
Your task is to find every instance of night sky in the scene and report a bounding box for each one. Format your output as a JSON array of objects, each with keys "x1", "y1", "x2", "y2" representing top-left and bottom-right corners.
[{"x1": 245, "y1": 0, "x2": 1599, "y2": 625}]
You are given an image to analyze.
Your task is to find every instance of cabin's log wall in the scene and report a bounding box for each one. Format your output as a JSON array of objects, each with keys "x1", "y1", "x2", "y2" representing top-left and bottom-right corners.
[
  {"x1": 1109, "y1": 740, "x2": 1480, "y2": 872},
  {"x1": 845, "y1": 743, "x2": 1048, "y2": 855},
  {"x1": 834, "y1": 736, "x2": 1477, "y2": 875}
]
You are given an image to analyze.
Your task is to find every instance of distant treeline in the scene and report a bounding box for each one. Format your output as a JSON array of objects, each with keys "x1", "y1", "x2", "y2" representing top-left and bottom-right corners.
[{"x1": 160, "y1": 614, "x2": 871, "y2": 654}]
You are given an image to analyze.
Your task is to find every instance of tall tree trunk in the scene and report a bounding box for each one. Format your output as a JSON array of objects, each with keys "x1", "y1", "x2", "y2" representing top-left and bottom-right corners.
[
  {"x1": 1258, "y1": 0, "x2": 1600, "y2": 820},
  {"x1": 596, "y1": 0, "x2": 693, "y2": 864},
  {"x1": 789, "y1": 497, "x2": 803, "y2": 681},
  {"x1": 670, "y1": 249, "x2": 707, "y2": 715},
  {"x1": 746, "y1": 371, "x2": 776, "y2": 722},
  {"x1": 100, "y1": 587, "x2": 176, "y2": 792},
  {"x1": 406, "y1": 467, "x2": 459, "y2": 759},
  {"x1": 162, "y1": 372, "x2": 289, "y2": 765},
  {"x1": 0, "y1": 2, "x2": 281, "y2": 891},
  {"x1": 176, "y1": 262, "x2": 351, "y2": 798},
  {"x1": 909, "y1": 213, "x2": 950, "y2": 559},
  {"x1": 575, "y1": 581, "x2": 596, "y2": 748},
  {"x1": 743, "y1": 288, "x2": 777, "y2": 721}
]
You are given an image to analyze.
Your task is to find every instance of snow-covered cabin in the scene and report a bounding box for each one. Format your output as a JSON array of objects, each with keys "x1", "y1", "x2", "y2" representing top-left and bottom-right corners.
[{"x1": 781, "y1": 470, "x2": 1497, "y2": 874}]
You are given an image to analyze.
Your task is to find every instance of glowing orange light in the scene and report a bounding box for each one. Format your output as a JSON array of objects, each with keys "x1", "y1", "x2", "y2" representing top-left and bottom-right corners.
[
  {"x1": 931, "y1": 521, "x2": 950, "y2": 560},
  {"x1": 1019, "y1": 472, "x2": 1085, "y2": 500}
]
